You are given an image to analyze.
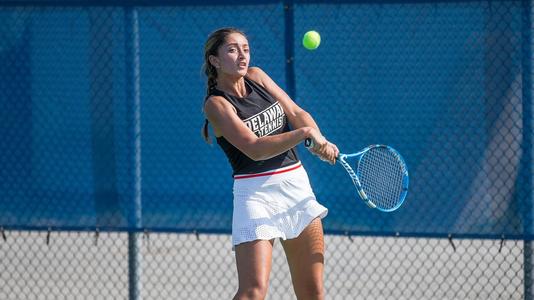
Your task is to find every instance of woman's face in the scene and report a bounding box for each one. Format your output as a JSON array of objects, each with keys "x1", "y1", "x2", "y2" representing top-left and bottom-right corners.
[{"x1": 212, "y1": 33, "x2": 250, "y2": 78}]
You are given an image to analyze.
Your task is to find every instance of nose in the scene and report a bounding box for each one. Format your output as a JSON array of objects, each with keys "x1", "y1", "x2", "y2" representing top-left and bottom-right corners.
[{"x1": 238, "y1": 48, "x2": 247, "y2": 58}]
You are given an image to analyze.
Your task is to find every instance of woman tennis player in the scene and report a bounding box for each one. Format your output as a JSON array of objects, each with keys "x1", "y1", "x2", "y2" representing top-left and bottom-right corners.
[{"x1": 201, "y1": 27, "x2": 339, "y2": 300}]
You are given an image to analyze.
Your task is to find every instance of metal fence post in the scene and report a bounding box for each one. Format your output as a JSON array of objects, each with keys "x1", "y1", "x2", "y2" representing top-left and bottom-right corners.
[
  {"x1": 523, "y1": 1, "x2": 533, "y2": 299},
  {"x1": 284, "y1": 0, "x2": 296, "y2": 100},
  {"x1": 125, "y1": 7, "x2": 143, "y2": 300}
]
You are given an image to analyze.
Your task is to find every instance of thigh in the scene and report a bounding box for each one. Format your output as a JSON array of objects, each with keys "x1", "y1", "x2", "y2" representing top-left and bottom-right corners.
[
  {"x1": 234, "y1": 239, "x2": 275, "y2": 289},
  {"x1": 281, "y1": 218, "x2": 325, "y2": 294}
]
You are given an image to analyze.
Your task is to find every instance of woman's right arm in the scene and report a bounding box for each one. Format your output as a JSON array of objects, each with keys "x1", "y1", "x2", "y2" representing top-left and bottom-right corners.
[{"x1": 204, "y1": 95, "x2": 322, "y2": 161}]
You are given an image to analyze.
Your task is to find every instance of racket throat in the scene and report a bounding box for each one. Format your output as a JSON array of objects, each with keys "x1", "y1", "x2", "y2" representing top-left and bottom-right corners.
[
  {"x1": 357, "y1": 189, "x2": 376, "y2": 209},
  {"x1": 357, "y1": 189, "x2": 367, "y2": 200}
]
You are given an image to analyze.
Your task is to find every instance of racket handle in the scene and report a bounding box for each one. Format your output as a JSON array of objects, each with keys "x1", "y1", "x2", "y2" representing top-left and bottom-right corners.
[{"x1": 305, "y1": 137, "x2": 342, "y2": 161}]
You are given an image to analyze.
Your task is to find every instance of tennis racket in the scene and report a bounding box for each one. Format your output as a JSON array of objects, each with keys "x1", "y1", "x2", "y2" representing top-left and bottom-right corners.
[{"x1": 305, "y1": 138, "x2": 409, "y2": 212}]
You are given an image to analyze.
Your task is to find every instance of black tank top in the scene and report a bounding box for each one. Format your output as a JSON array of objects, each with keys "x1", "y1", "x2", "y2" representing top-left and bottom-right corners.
[{"x1": 208, "y1": 77, "x2": 299, "y2": 176}]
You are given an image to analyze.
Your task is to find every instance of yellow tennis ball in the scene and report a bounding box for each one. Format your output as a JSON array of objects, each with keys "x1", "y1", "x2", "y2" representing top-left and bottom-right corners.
[{"x1": 303, "y1": 30, "x2": 321, "y2": 50}]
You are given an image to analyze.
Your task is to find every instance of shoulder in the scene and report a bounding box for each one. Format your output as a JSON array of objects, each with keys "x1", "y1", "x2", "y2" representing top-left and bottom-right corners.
[
  {"x1": 246, "y1": 67, "x2": 270, "y2": 87},
  {"x1": 246, "y1": 66, "x2": 265, "y2": 77},
  {"x1": 204, "y1": 95, "x2": 235, "y2": 116},
  {"x1": 246, "y1": 67, "x2": 283, "y2": 94},
  {"x1": 204, "y1": 94, "x2": 231, "y2": 109}
]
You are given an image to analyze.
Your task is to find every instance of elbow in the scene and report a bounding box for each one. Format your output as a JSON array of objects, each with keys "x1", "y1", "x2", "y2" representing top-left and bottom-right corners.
[
  {"x1": 289, "y1": 109, "x2": 311, "y2": 123},
  {"x1": 246, "y1": 150, "x2": 268, "y2": 162},
  {"x1": 241, "y1": 141, "x2": 269, "y2": 161},
  {"x1": 298, "y1": 110, "x2": 311, "y2": 118}
]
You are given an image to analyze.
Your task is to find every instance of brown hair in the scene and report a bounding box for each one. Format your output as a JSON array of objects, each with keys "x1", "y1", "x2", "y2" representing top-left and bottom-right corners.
[{"x1": 201, "y1": 27, "x2": 247, "y2": 143}]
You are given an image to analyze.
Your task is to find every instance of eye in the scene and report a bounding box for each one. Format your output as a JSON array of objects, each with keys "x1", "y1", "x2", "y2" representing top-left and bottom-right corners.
[
  {"x1": 243, "y1": 48, "x2": 249, "y2": 53},
  {"x1": 228, "y1": 48, "x2": 237, "y2": 53}
]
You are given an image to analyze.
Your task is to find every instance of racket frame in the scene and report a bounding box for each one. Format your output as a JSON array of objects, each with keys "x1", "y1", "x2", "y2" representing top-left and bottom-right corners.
[
  {"x1": 338, "y1": 145, "x2": 409, "y2": 212},
  {"x1": 304, "y1": 139, "x2": 409, "y2": 212}
]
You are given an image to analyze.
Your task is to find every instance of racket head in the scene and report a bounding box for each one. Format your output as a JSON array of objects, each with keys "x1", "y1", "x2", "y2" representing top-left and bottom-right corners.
[
  {"x1": 340, "y1": 145, "x2": 409, "y2": 212},
  {"x1": 357, "y1": 145, "x2": 409, "y2": 211}
]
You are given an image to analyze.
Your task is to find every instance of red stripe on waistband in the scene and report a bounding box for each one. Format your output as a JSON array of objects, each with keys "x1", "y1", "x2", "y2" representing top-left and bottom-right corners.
[{"x1": 234, "y1": 163, "x2": 302, "y2": 180}]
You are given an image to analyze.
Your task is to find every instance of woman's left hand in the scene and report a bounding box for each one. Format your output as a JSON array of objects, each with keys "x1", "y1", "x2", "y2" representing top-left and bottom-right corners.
[{"x1": 309, "y1": 141, "x2": 339, "y2": 165}]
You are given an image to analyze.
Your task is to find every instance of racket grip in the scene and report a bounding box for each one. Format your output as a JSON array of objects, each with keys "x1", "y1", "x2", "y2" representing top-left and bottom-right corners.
[{"x1": 304, "y1": 138, "x2": 314, "y2": 148}]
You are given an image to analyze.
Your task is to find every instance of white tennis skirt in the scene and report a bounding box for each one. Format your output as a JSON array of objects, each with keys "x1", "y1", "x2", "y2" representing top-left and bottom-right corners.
[{"x1": 232, "y1": 162, "x2": 328, "y2": 248}]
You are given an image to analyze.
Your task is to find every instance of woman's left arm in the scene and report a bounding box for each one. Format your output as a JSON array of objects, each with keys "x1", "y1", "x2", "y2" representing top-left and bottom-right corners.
[
  {"x1": 247, "y1": 67, "x2": 318, "y2": 130},
  {"x1": 247, "y1": 67, "x2": 339, "y2": 162}
]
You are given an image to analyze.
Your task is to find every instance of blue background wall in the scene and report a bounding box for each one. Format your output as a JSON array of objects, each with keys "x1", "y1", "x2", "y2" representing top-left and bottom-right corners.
[{"x1": 0, "y1": 1, "x2": 532, "y2": 239}]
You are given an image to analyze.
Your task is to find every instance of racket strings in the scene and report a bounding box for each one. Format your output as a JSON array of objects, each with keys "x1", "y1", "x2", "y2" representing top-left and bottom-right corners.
[{"x1": 357, "y1": 147, "x2": 406, "y2": 210}]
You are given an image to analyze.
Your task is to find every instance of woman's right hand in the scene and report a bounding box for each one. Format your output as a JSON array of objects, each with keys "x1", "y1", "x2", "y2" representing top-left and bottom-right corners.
[{"x1": 307, "y1": 128, "x2": 337, "y2": 164}]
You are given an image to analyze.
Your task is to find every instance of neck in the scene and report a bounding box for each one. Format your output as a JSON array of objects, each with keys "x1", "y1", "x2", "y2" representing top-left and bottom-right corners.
[{"x1": 216, "y1": 75, "x2": 247, "y2": 98}]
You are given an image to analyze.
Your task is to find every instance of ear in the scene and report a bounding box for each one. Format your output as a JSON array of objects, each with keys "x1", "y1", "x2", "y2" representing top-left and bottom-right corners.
[{"x1": 208, "y1": 55, "x2": 220, "y2": 69}]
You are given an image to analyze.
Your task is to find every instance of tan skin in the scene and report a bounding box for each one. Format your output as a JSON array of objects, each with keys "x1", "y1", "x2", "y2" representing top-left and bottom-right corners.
[{"x1": 204, "y1": 33, "x2": 339, "y2": 300}]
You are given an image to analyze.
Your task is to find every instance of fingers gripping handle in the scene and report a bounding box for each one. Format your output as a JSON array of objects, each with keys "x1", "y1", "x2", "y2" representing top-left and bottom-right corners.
[{"x1": 305, "y1": 137, "x2": 342, "y2": 161}]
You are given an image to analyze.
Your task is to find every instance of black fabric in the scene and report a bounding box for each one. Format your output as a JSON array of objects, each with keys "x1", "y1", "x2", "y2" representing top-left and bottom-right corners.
[{"x1": 208, "y1": 77, "x2": 299, "y2": 176}]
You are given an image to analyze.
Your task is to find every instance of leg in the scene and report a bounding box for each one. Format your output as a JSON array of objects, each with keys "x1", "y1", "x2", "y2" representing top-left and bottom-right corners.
[
  {"x1": 281, "y1": 218, "x2": 325, "y2": 300},
  {"x1": 233, "y1": 239, "x2": 274, "y2": 300}
]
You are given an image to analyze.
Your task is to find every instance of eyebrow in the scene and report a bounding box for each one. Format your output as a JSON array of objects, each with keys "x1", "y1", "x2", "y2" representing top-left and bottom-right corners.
[{"x1": 226, "y1": 43, "x2": 249, "y2": 47}]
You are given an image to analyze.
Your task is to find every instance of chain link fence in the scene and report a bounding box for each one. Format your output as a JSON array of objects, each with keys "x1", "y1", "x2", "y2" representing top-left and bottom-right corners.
[
  {"x1": 0, "y1": 231, "x2": 526, "y2": 299},
  {"x1": 0, "y1": 1, "x2": 533, "y2": 299}
]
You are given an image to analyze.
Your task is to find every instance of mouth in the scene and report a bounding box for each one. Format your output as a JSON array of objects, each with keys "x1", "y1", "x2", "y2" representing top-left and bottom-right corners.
[{"x1": 238, "y1": 62, "x2": 247, "y2": 68}]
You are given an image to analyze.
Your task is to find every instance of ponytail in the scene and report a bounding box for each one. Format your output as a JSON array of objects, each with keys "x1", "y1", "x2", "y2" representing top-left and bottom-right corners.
[
  {"x1": 201, "y1": 62, "x2": 217, "y2": 144},
  {"x1": 201, "y1": 119, "x2": 211, "y2": 144}
]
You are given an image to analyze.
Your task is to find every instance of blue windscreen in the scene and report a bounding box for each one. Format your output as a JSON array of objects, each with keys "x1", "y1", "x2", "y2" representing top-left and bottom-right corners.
[{"x1": 0, "y1": 1, "x2": 532, "y2": 239}]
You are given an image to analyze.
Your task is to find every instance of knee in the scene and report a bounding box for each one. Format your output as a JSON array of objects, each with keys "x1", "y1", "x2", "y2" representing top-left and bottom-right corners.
[
  {"x1": 234, "y1": 283, "x2": 269, "y2": 300},
  {"x1": 298, "y1": 290, "x2": 324, "y2": 300},
  {"x1": 296, "y1": 281, "x2": 324, "y2": 300}
]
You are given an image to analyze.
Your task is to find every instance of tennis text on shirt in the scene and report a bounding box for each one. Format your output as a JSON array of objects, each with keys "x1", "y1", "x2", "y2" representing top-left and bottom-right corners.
[{"x1": 243, "y1": 102, "x2": 285, "y2": 137}]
